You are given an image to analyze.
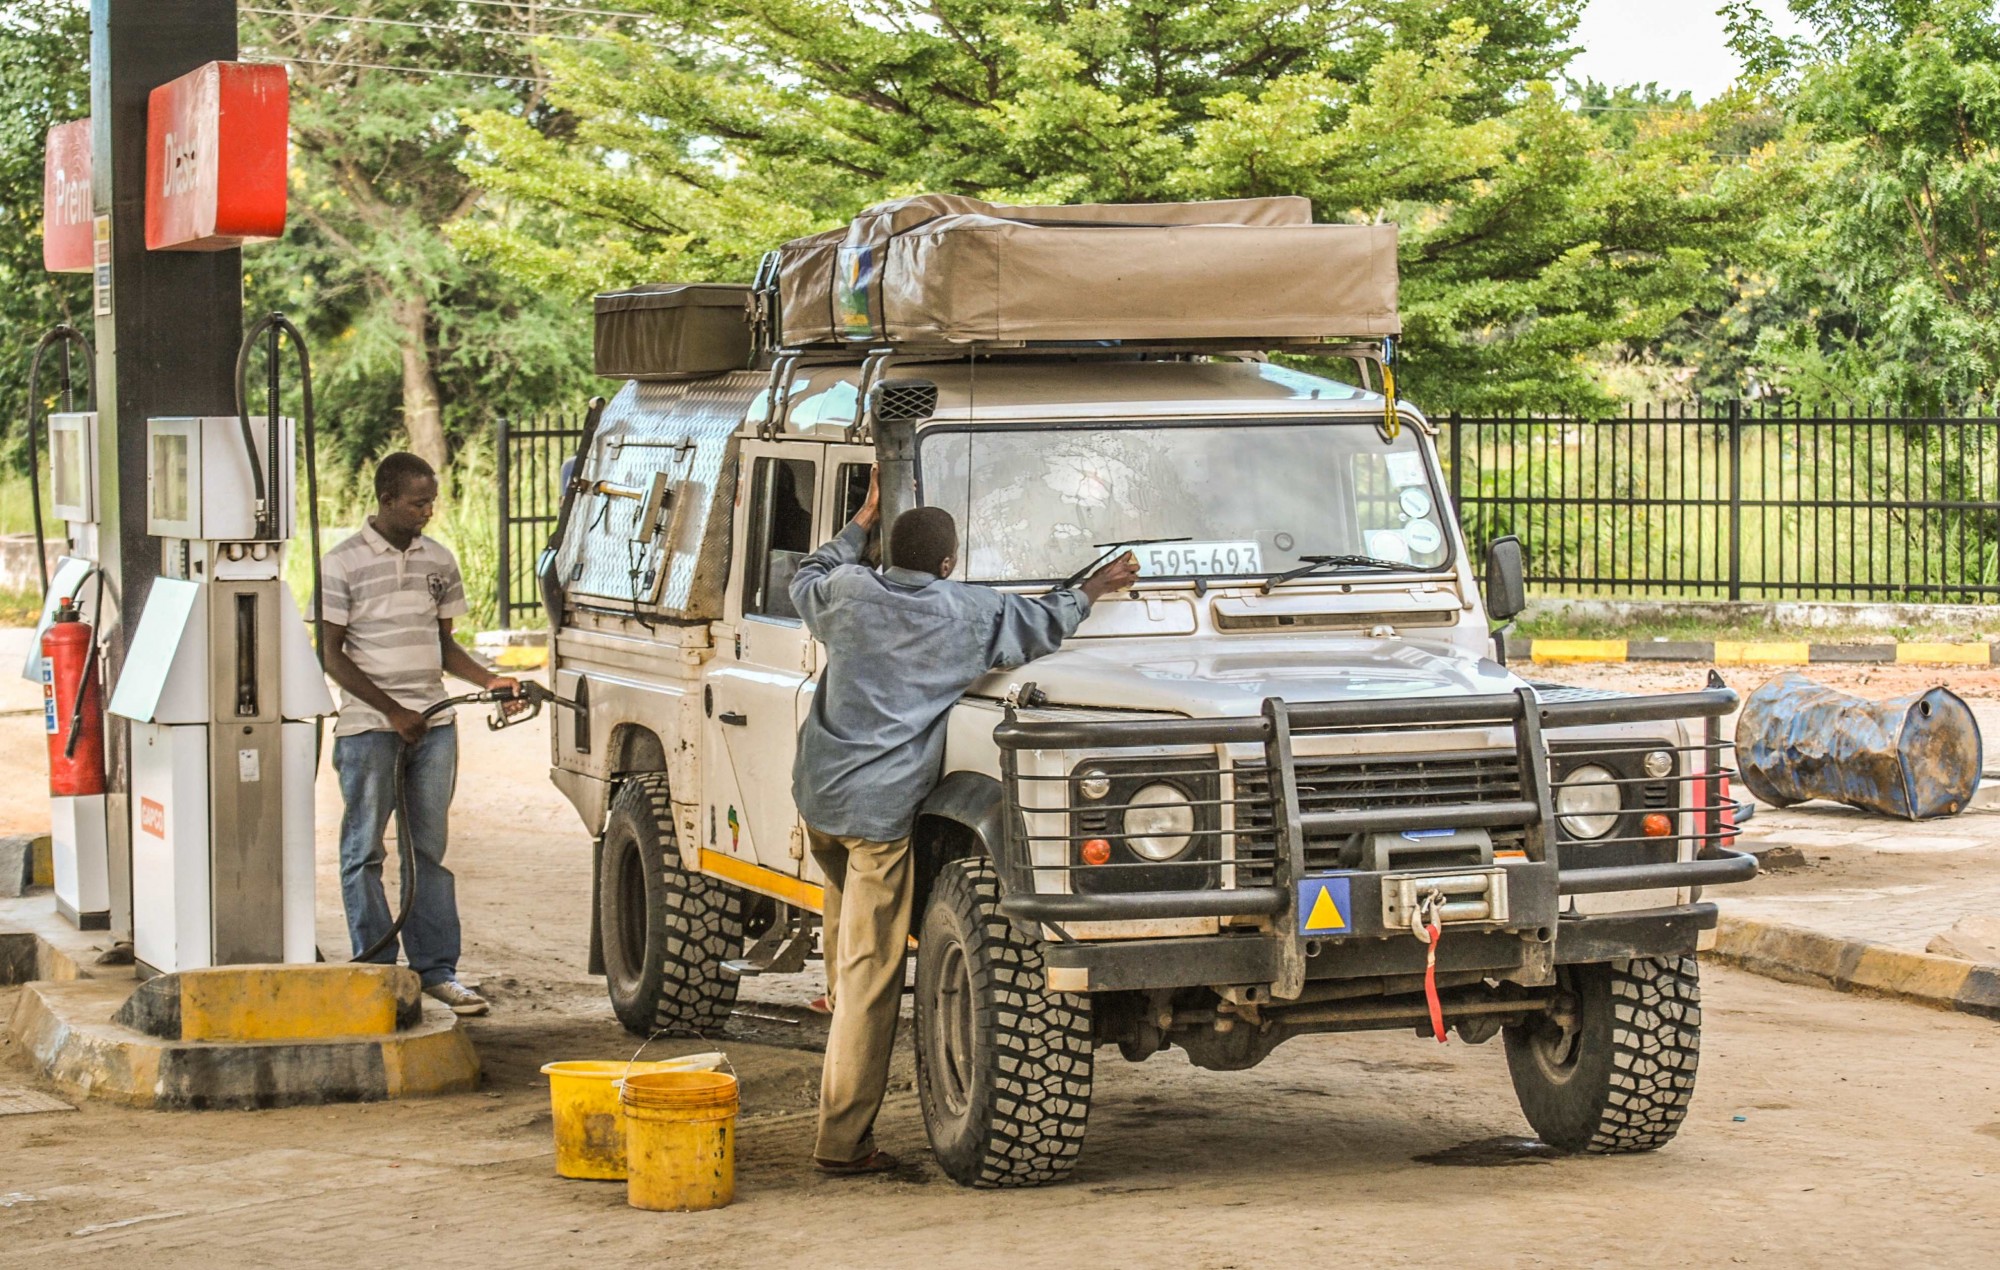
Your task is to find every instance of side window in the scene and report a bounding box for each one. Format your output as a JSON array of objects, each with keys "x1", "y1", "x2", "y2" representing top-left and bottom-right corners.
[
  {"x1": 745, "y1": 456, "x2": 817, "y2": 620},
  {"x1": 835, "y1": 463, "x2": 871, "y2": 525}
]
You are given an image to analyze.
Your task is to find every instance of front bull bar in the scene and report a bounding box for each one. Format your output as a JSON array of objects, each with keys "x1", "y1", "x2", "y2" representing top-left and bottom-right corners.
[{"x1": 991, "y1": 685, "x2": 1757, "y2": 995}]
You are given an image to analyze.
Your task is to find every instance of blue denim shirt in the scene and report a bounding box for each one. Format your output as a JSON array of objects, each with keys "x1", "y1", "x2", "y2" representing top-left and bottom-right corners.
[{"x1": 790, "y1": 521, "x2": 1092, "y2": 841}]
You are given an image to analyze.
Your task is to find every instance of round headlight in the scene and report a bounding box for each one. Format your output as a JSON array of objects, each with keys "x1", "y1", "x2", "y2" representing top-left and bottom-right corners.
[
  {"x1": 1556, "y1": 764, "x2": 1622, "y2": 840},
  {"x1": 1077, "y1": 769, "x2": 1112, "y2": 800},
  {"x1": 1642, "y1": 749, "x2": 1675, "y2": 779},
  {"x1": 1123, "y1": 783, "x2": 1195, "y2": 861}
]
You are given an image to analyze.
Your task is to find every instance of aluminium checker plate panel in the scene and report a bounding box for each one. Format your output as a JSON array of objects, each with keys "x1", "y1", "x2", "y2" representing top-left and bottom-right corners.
[{"x1": 558, "y1": 374, "x2": 761, "y2": 620}]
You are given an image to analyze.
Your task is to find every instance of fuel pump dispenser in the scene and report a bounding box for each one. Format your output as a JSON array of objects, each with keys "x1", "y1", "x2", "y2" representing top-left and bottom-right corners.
[
  {"x1": 106, "y1": 321, "x2": 334, "y2": 973},
  {"x1": 19, "y1": 325, "x2": 114, "y2": 930}
]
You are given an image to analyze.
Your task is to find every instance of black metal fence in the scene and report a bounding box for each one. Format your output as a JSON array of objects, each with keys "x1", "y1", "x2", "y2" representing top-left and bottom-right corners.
[
  {"x1": 1449, "y1": 403, "x2": 2000, "y2": 602},
  {"x1": 495, "y1": 411, "x2": 586, "y2": 628},
  {"x1": 498, "y1": 402, "x2": 2000, "y2": 621}
]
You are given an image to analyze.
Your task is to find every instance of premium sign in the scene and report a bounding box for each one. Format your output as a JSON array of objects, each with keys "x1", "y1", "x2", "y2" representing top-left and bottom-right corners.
[
  {"x1": 145, "y1": 61, "x2": 289, "y2": 251},
  {"x1": 42, "y1": 118, "x2": 93, "y2": 272}
]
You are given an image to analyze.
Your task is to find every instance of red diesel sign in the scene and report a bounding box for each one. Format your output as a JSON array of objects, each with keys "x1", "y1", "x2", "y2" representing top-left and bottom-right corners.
[
  {"x1": 43, "y1": 119, "x2": 93, "y2": 272},
  {"x1": 145, "y1": 61, "x2": 289, "y2": 252}
]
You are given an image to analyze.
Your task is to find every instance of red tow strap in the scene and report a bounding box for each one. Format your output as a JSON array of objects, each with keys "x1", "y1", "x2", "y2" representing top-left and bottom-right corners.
[{"x1": 1422, "y1": 919, "x2": 1447, "y2": 1043}]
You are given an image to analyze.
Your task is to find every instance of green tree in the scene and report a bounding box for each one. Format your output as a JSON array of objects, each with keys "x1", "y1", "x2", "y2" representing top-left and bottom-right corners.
[
  {"x1": 462, "y1": 0, "x2": 1790, "y2": 413},
  {"x1": 0, "y1": 1, "x2": 91, "y2": 499},
  {"x1": 241, "y1": 1, "x2": 594, "y2": 468},
  {"x1": 1724, "y1": 0, "x2": 2000, "y2": 408}
]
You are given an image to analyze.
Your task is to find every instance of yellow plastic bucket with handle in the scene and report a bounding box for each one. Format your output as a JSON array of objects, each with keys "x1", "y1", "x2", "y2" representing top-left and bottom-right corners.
[
  {"x1": 620, "y1": 1069, "x2": 739, "y2": 1211},
  {"x1": 540, "y1": 1055, "x2": 721, "y2": 1180}
]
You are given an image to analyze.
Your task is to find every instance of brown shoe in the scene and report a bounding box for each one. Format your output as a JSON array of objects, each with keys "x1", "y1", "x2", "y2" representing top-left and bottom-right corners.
[{"x1": 814, "y1": 1149, "x2": 898, "y2": 1176}]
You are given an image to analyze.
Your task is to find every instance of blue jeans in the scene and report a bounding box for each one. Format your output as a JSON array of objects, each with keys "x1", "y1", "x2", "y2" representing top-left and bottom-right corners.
[{"x1": 333, "y1": 725, "x2": 461, "y2": 988}]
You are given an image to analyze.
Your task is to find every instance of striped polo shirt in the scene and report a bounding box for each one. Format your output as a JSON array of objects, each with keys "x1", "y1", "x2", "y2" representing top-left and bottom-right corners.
[{"x1": 318, "y1": 521, "x2": 470, "y2": 737}]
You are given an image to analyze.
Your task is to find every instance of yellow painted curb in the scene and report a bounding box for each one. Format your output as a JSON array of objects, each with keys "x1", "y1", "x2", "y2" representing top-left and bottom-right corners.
[
  {"x1": 492, "y1": 645, "x2": 548, "y2": 669},
  {"x1": 10, "y1": 979, "x2": 481, "y2": 1109},
  {"x1": 1895, "y1": 642, "x2": 1991, "y2": 665},
  {"x1": 1529, "y1": 639, "x2": 1628, "y2": 664},
  {"x1": 1713, "y1": 641, "x2": 1811, "y2": 665},
  {"x1": 29, "y1": 834, "x2": 53, "y2": 888},
  {"x1": 178, "y1": 964, "x2": 405, "y2": 1043},
  {"x1": 1707, "y1": 914, "x2": 1987, "y2": 1015}
]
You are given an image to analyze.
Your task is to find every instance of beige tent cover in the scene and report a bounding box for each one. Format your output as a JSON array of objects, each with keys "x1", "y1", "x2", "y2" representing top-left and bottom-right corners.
[
  {"x1": 775, "y1": 195, "x2": 1349, "y2": 346},
  {"x1": 879, "y1": 216, "x2": 1399, "y2": 344}
]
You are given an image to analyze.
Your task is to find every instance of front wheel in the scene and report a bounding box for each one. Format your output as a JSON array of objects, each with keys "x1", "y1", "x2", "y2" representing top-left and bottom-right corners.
[
  {"x1": 597, "y1": 776, "x2": 745, "y2": 1036},
  {"x1": 914, "y1": 858, "x2": 1093, "y2": 1188},
  {"x1": 1504, "y1": 956, "x2": 1702, "y2": 1153}
]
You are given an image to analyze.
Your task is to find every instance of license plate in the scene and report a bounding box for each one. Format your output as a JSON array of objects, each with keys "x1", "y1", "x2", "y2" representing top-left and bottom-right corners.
[{"x1": 1139, "y1": 540, "x2": 1263, "y2": 578}]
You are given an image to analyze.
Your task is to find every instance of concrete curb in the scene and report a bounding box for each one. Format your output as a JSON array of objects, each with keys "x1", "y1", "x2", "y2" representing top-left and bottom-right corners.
[
  {"x1": 8, "y1": 978, "x2": 481, "y2": 1110},
  {"x1": 1523, "y1": 638, "x2": 2000, "y2": 666},
  {"x1": 1707, "y1": 914, "x2": 2000, "y2": 1020}
]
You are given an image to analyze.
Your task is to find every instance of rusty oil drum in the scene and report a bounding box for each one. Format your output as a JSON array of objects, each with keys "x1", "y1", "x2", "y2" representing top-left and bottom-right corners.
[{"x1": 1734, "y1": 673, "x2": 1982, "y2": 820}]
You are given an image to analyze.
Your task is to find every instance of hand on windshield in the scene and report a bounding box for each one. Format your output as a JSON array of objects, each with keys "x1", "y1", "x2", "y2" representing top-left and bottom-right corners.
[
  {"x1": 1079, "y1": 551, "x2": 1141, "y2": 602},
  {"x1": 855, "y1": 464, "x2": 882, "y2": 531}
]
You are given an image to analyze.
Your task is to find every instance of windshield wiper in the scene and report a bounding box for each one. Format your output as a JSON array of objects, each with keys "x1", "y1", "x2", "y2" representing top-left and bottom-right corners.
[
  {"x1": 1061, "y1": 537, "x2": 1192, "y2": 588},
  {"x1": 1259, "y1": 553, "x2": 1411, "y2": 594}
]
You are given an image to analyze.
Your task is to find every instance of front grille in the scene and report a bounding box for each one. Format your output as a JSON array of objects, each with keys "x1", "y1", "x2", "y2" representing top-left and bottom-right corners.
[{"x1": 1232, "y1": 748, "x2": 1527, "y2": 883}]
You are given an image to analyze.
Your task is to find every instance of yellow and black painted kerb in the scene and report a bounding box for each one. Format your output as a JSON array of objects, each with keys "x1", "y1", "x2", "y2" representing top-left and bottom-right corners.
[
  {"x1": 1709, "y1": 916, "x2": 2000, "y2": 1022},
  {"x1": 10, "y1": 964, "x2": 480, "y2": 1110},
  {"x1": 1520, "y1": 639, "x2": 2000, "y2": 667}
]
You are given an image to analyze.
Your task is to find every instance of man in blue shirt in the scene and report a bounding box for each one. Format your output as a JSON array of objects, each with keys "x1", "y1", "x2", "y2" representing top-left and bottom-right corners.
[{"x1": 790, "y1": 469, "x2": 1137, "y2": 1174}]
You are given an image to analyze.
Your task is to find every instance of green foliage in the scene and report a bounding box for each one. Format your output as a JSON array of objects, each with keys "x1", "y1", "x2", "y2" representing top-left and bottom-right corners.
[
  {"x1": 462, "y1": 0, "x2": 1788, "y2": 414},
  {"x1": 0, "y1": 2, "x2": 91, "y2": 482},
  {"x1": 1720, "y1": 0, "x2": 2000, "y2": 409},
  {"x1": 243, "y1": 3, "x2": 595, "y2": 469}
]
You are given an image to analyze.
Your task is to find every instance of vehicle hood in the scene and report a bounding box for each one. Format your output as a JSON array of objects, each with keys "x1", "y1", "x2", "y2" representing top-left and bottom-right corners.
[{"x1": 971, "y1": 634, "x2": 1528, "y2": 718}]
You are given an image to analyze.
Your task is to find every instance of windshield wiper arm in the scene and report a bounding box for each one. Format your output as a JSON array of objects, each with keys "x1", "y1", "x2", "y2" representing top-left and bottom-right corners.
[
  {"x1": 1259, "y1": 553, "x2": 1409, "y2": 594},
  {"x1": 1061, "y1": 537, "x2": 1192, "y2": 588}
]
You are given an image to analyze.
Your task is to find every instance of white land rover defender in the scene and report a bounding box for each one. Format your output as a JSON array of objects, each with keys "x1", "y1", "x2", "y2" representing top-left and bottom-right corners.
[{"x1": 539, "y1": 196, "x2": 1755, "y2": 1188}]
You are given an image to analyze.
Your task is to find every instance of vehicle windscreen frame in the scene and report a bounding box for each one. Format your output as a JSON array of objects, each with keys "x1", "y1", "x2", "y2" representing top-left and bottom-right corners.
[{"x1": 911, "y1": 413, "x2": 1456, "y2": 588}]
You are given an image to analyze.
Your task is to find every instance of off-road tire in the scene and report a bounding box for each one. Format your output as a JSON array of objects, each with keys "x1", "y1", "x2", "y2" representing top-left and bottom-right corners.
[
  {"x1": 914, "y1": 858, "x2": 1093, "y2": 1188},
  {"x1": 598, "y1": 776, "x2": 744, "y2": 1037},
  {"x1": 1504, "y1": 956, "x2": 1701, "y2": 1153}
]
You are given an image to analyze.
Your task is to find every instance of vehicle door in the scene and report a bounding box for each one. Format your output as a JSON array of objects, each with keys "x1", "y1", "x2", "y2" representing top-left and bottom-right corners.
[
  {"x1": 702, "y1": 442, "x2": 821, "y2": 878},
  {"x1": 794, "y1": 448, "x2": 879, "y2": 888}
]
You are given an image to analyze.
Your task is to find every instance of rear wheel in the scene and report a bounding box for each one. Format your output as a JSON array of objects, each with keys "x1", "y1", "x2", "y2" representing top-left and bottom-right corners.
[
  {"x1": 598, "y1": 776, "x2": 744, "y2": 1036},
  {"x1": 1504, "y1": 956, "x2": 1701, "y2": 1153},
  {"x1": 914, "y1": 858, "x2": 1093, "y2": 1188}
]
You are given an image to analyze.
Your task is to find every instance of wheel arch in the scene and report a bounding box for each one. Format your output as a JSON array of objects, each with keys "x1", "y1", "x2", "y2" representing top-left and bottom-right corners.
[
  {"x1": 913, "y1": 770, "x2": 1005, "y2": 928},
  {"x1": 590, "y1": 736, "x2": 668, "y2": 979}
]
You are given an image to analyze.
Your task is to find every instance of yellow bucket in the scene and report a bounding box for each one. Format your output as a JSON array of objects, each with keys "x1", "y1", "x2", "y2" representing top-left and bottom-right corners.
[
  {"x1": 540, "y1": 1057, "x2": 718, "y2": 1180},
  {"x1": 620, "y1": 1069, "x2": 739, "y2": 1212}
]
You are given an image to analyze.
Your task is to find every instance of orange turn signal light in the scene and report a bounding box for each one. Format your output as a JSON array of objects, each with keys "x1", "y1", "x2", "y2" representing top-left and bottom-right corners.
[
  {"x1": 1642, "y1": 813, "x2": 1673, "y2": 838},
  {"x1": 1082, "y1": 838, "x2": 1112, "y2": 865}
]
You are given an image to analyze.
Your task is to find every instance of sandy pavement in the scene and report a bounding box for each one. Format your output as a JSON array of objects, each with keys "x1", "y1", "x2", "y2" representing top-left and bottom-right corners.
[{"x1": 2, "y1": 638, "x2": 1999, "y2": 1265}]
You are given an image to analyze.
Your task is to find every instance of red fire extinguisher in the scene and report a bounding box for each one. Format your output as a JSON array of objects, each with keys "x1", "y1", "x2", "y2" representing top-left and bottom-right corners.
[{"x1": 42, "y1": 597, "x2": 105, "y2": 797}]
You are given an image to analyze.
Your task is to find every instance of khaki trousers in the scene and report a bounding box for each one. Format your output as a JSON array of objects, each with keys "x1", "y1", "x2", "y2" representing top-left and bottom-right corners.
[{"x1": 807, "y1": 826, "x2": 914, "y2": 1164}]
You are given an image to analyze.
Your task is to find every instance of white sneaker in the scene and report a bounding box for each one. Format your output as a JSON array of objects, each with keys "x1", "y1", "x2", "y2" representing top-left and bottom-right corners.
[{"x1": 425, "y1": 979, "x2": 490, "y2": 1016}]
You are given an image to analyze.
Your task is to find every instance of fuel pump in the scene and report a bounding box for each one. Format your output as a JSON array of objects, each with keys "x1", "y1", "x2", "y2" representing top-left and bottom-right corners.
[
  {"x1": 19, "y1": 324, "x2": 114, "y2": 929},
  {"x1": 106, "y1": 317, "x2": 334, "y2": 975}
]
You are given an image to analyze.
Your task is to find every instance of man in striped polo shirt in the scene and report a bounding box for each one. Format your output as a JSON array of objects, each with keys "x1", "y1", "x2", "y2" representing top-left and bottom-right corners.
[{"x1": 320, "y1": 452, "x2": 518, "y2": 1016}]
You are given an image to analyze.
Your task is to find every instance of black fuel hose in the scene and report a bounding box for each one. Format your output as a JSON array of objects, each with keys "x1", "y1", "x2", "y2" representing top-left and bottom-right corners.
[
  {"x1": 233, "y1": 312, "x2": 321, "y2": 660},
  {"x1": 352, "y1": 682, "x2": 573, "y2": 966},
  {"x1": 22, "y1": 324, "x2": 96, "y2": 602}
]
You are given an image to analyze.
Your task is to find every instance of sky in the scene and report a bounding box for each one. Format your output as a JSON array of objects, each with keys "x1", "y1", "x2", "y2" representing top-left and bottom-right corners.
[{"x1": 1568, "y1": 0, "x2": 1813, "y2": 100}]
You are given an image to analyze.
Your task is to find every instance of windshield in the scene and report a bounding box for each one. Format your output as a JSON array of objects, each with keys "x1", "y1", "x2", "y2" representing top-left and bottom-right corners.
[{"x1": 918, "y1": 419, "x2": 1452, "y2": 584}]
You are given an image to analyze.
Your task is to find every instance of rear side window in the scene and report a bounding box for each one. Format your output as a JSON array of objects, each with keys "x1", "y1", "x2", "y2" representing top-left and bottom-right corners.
[{"x1": 744, "y1": 456, "x2": 817, "y2": 620}]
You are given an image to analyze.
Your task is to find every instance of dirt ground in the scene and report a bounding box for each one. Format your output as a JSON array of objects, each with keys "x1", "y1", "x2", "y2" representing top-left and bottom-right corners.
[{"x1": 4, "y1": 639, "x2": 2000, "y2": 1266}]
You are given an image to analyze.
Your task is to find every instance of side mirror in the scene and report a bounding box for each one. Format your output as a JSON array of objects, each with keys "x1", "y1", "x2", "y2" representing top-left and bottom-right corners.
[{"x1": 1483, "y1": 536, "x2": 1527, "y2": 622}]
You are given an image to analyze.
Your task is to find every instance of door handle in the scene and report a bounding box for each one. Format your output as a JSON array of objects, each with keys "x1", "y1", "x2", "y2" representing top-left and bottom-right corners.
[{"x1": 718, "y1": 711, "x2": 748, "y2": 726}]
